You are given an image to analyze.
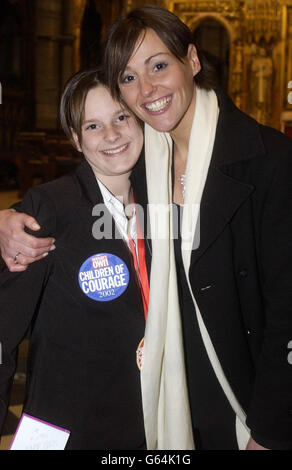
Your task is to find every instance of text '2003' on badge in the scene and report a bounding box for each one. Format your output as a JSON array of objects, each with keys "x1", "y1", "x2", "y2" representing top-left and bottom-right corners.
[{"x1": 78, "y1": 253, "x2": 130, "y2": 301}]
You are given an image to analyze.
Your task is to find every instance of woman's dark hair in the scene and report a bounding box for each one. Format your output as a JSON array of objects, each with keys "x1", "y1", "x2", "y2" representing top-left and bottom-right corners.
[
  {"x1": 103, "y1": 4, "x2": 215, "y2": 100},
  {"x1": 60, "y1": 68, "x2": 106, "y2": 147}
]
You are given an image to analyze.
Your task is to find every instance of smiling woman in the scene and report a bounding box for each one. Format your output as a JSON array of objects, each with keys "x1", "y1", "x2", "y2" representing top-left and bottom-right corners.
[
  {"x1": 102, "y1": 4, "x2": 292, "y2": 451},
  {"x1": 104, "y1": 5, "x2": 214, "y2": 101},
  {"x1": 103, "y1": 6, "x2": 214, "y2": 205}
]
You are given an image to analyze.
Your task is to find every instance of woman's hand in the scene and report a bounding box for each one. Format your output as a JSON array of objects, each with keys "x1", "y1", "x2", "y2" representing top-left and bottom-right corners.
[{"x1": 0, "y1": 209, "x2": 55, "y2": 272}]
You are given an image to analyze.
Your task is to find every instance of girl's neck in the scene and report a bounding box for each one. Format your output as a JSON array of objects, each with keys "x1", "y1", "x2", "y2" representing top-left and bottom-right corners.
[{"x1": 97, "y1": 172, "x2": 133, "y2": 206}]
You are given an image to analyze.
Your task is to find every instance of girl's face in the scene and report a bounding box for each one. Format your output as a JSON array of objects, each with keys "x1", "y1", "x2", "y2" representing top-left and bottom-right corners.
[
  {"x1": 73, "y1": 86, "x2": 143, "y2": 182},
  {"x1": 118, "y1": 28, "x2": 201, "y2": 135}
]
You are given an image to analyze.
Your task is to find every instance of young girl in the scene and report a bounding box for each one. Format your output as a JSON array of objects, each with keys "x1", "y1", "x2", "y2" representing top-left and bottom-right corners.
[{"x1": 0, "y1": 69, "x2": 149, "y2": 450}]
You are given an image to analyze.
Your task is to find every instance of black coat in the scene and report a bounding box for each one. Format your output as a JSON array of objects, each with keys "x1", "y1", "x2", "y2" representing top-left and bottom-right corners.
[
  {"x1": 131, "y1": 89, "x2": 292, "y2": 448},
  {"x1": 1, "y1": 89, "x2": 291, "y2": 449},
  {"x1": 0, "y1": 160, "x2": 147, "y2": 450}
]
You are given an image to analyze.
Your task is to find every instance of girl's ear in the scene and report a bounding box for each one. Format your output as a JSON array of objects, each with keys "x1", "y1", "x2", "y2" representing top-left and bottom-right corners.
[
  {"x1": 187, "y1": 43, "x2": 201, "y2": 77},
  {"x1": 71, "y1": 128, "x2": 82, "y2": 152}
]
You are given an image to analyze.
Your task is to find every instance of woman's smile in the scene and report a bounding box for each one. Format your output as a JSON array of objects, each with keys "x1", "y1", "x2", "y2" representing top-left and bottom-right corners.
[{"x1": 142, "y1": 94, "x2": 172, "y2": 114}]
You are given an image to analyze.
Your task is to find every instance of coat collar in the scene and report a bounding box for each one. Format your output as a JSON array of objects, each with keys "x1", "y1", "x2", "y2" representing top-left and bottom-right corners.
[
  {"x1": 189, "y1": 89, "x2": 267, "y2": 269},
  {"x1": 74, "y1": 158, "x2": 104, "y2": 206},
  {"x1": 75, "y1": 150, "x2": 148, "y2": 207}
]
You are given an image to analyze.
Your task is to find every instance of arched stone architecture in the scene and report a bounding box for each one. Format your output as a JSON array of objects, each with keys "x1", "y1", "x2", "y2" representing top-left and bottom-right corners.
[{"x1": 192, "y1": 16, "x2": 231, "y2": 92}]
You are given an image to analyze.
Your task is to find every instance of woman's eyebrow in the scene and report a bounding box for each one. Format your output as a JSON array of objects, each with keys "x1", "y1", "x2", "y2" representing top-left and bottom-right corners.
[
  {"x1": 145, "y1": 52, "x2": 170, "y2": 64},
  {"x1": 124, "y1": 52, "x2": 170, "y2": 70}
]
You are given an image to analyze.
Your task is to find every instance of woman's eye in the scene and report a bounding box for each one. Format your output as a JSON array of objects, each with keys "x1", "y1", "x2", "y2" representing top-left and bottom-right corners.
[
  {"x1": 154, "y1": 62, "x2": 168, "y2": 72},
  {"x1": 120, "y1": 74, "x2": 135, "y2": 84}
]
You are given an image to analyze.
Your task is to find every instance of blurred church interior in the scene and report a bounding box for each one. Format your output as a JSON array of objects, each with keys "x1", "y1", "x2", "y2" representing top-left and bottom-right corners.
[{"x1": 0, "y1": 0, "x2": 292, "y2": 449}]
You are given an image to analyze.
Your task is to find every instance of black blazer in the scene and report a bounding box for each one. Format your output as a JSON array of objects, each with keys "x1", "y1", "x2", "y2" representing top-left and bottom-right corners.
[
  {"x1": 131, "y1": 89, "x2": 292, "y2": 449},
  {"x1": 193, "y1": 89, "x2": 292, "y2": 448},
  {"x1": 0, "y1": 160, "x2": 147, "y2": 450}
]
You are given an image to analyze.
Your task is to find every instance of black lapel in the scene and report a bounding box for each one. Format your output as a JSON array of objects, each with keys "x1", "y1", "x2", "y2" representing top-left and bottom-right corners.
[
  {"x1": 130, "y1": 147, "x2": 152, "y2": 276},
  {"x1": 74, "y1": 158, "x2": 104, "y2": 206},
  {"x1": 130, "y1": 146, "x2": 148, "y2": 209},
  {"x1": 190, "y1": 166, "x2": 254, "y2": 267},
  {"x1": 74, "y1": 158, "x2": 130, "y2": 257},
  {"x1": 190, "y1": 89, "x2": 266, "y2": 268}
]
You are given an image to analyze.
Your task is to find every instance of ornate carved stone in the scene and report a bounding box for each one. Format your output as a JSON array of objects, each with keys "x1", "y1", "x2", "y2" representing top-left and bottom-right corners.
[
  {"x1": 242, "y1": 0, "x2": 281, "y2": 44},
  {"x1": 123, "y1": 0, "x2": 291, "y2": 129}
]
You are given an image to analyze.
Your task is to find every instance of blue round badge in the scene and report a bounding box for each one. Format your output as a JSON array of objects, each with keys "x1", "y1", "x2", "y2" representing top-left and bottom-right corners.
[{"x1": 78, "y1": 253, "x2": 130, "y2": 302}]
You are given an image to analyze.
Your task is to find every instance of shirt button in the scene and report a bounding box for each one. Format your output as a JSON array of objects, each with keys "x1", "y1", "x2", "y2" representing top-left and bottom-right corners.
[{"x1": 239, "y1": 269, "x2": 248, "y2": 278}]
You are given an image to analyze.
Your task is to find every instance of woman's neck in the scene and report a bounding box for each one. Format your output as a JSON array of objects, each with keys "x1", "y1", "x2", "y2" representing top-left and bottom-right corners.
[
  {"x1": 170, "y1": 85, "x2": 197, "y2": 164},
  {"x1": 171, "y1": 86, "x2": 197, "y2": 205}
]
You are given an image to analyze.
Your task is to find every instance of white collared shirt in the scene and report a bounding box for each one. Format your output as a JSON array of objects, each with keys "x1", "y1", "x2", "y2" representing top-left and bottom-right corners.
[{"x1": 96, "y1": 178, "x2": 137, "y2": 255}]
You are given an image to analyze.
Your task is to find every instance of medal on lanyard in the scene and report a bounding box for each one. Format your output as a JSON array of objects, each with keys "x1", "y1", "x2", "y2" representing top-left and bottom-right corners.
[{"x1": 128, "y1": 195, "x2": 149, "y2": 370}]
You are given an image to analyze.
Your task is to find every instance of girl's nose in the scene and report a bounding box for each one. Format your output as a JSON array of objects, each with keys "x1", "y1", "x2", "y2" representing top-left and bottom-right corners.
[{"x1": 104, "y1": 125, "x2": 121, "y2": 143}]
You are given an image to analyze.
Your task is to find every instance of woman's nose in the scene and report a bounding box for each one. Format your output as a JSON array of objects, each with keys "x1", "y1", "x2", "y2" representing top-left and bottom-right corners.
[{"x1": 139, "y1": 75, "x2": 156, "y2": 97}]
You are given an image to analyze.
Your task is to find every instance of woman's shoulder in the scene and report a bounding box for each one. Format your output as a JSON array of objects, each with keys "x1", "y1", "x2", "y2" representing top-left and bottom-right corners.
[
  {"x1": 255, "y1": 124, "x2": 292, "y2": 184},
  {"x1": 258, "y1": 123, "x2": 292, "y2": 157}
]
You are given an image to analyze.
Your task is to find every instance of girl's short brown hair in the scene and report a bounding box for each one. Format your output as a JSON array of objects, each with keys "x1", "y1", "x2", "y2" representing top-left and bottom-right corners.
[
  {"x1": 60, "y1": 68, "x2": 106, "y2": 148},
  {"x1": 103, "y1": 4, "x2": 215, "y2": 100}
]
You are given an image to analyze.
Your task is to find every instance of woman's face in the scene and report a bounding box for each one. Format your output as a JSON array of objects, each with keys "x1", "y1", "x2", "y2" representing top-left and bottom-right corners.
[
  {"x1": 119, "y1": 28, "x2": 201, "y2": 134},
  {"x1": 73, "y1": 86, "x2": 143, "y2": 181}
]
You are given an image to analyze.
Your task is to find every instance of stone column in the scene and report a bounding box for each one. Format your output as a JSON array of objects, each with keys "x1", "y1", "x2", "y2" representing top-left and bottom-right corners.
[
  {"x1": 286, "y1": 5, "x2": 292, "y2": 110},
  {"x1": 34, "y1": 0, "x2": 62, "y2": 129},
  {"x1": 60, "y1": 0, "x2": 75, "y2": 91},
  {"x1": 73, "y1": 0, "x2": 86, "y2": 73}
]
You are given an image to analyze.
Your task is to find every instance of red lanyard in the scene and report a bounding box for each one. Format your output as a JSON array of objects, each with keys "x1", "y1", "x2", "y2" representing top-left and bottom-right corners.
[{"x1": 128, "y1": 200, "x2": 149, "y2": 321}]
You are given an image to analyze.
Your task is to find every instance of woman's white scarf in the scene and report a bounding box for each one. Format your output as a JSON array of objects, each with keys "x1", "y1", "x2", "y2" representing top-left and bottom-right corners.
[{"x1": 141, "y1": 87, "x2": 251, "y2": 450}]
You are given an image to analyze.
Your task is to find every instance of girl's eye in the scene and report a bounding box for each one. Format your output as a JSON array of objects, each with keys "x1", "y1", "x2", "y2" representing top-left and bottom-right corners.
[
  {"x1": 154, "y1": 62, "x2": 168, "y2": 72},
  {"x1": 117, "y1": 114, "x2": 130, "y2": 123},
  {"x1": 86, "y1": 124, "x2": 98, "y2": 130}
]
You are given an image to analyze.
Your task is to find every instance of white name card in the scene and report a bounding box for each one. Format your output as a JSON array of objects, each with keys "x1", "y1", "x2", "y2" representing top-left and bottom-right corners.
[{"x1": 10, "y1": 413, "x2": 70, "y2": 450}]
